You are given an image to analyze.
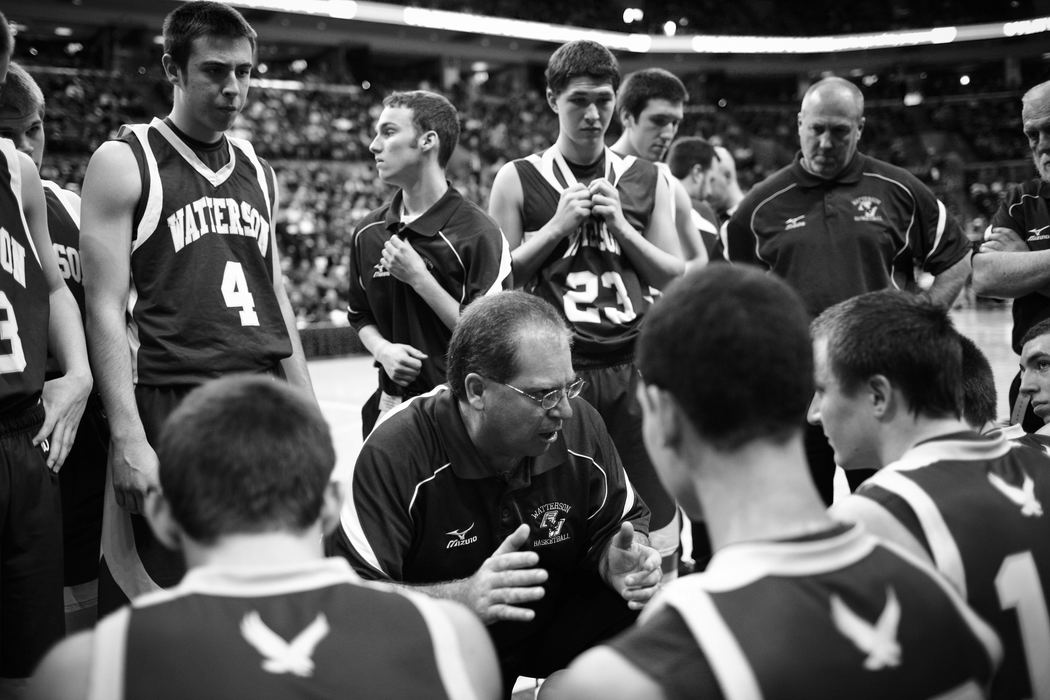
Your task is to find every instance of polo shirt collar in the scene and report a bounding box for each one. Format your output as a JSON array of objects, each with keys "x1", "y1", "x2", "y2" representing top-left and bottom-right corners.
[
  {"x1": 382, "y1": 183, "x2": 463, "y2": 237},
  {"x1": 792, "y1": 151, "x2": 867, "y2": 187},
  {"x1": 430, "y1": 388, "x2": 570, "y2": 480}
]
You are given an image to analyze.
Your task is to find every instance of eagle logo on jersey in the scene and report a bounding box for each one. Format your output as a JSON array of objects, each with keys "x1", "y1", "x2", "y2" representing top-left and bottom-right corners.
[
  {"x1": 988, "y1": 471, "x2": 1043, "y2": 517},
  {"x1": 240, "y1": 611, "x2": 330, "y2": 677},
  {"x1": 830, "y1": 587, "x2": 901, "y2": 670},
  {"x1": 852, "y1": 196, "x2": 884, "y2": 223}
]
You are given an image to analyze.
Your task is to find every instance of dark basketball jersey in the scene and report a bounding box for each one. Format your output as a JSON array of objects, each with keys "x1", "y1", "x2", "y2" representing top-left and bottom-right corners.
[
  {"x1": 0, "y1": 139, "x2": 49, "y2": 412},
  {"x1": 119, "y1": 119, "x2": 291, "y2": 385},
  {"x1": 608, "y1": 525, "x2": 1000, "y2": 699},
  {"x1": 42, "y1": 181, "x2": 84, "y2": 318},
  {"x1": 90, "y1": 559, "x2": 478, "y2": 700},
  {"x1": 855, "y1": 434, "x2": 1050, "y2": 700},
  {"x1": 515, "y1": 148, "x2": 658, "y2": 361}
]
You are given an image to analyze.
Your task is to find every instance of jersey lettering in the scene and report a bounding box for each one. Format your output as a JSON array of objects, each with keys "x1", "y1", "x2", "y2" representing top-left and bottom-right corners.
[
  {"x1": 0, "y1": 291, "x2": 27, "y2": 374},
  {"x1": 563, "y1": 270, "x2": 637, "y2": 325},
  {"x1": 52, "y1": 243, "x2": 82, "y2": 283},
  {"x1": 222, "y1": 261, "x2": 260, "y2": 327},
  {"x1": 167, "y1": 196, "x2": 270, "y2": 256},
  {"x1": 995, "y1": 552, "x2": 1050, "y2": 699},
  {"x1": 0, "y1": 227, "x2": 27, "y2": 288}
]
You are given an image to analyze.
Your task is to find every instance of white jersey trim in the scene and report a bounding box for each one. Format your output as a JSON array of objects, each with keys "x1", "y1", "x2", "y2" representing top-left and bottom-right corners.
[
  {"x1": 151, "y1": 118, "x2": 237, "y2": 187},
  {"x1": 862, "y1": 171, "x2": 915, "y2": 287},
  {"x1": 89, "y1": 607, "x2": 130, "y2": 700},
  {"x1": 0, "y1": 138, "x2": 42, "y2": 267},
  {"x1": 120, "y1": 123, "x2": 164, "y2": 254},
  {"x1": 408, "y1": 593, "x2": 482, "y2": 700},
  {"x1": 41, "y1": 179, "x2": 81, "y2": 227},
  {"x1": 566, "y1": 448, "x2": 612, "y2": 520}
]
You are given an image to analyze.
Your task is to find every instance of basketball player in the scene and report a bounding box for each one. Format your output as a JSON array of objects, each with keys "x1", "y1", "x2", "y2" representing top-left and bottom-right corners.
[
  {"x1": 349, "y1": 90, "x2": 511, "y2": 436},
  {"x1": 488, "y1": 40, "x2": 684, "y2": 578},
  {"x1": 665, "y1": 136, "x2": 723, "y2": 254},
  {"x1": 551, "y1": 266, "x2": 1001, "y2": 699},
  {"x1": 28, "y1": 376, "x2": 500, "y2": 700},
  {"x1": 0, "y1": 62, "x2": 109, "y2": 632},
  {"x1": 0, "y1": 12, "x2": 94, "y2": 690},
  {"x1": 1013, "y1": 318, "x2": 1050, "y2": 452},
  {"x1": 610, "y1": 68, "x2": 710, "y2": 263},
  {"x1": 80, "y1": 1, "x2": 314, "y2": 614},
  {"x1": 819, "y1": 291, "x2": 1050, "y2": 699}
]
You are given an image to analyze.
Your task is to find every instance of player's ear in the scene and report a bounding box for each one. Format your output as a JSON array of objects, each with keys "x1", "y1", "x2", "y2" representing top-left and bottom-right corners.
[
  {"x1": 161, "y1": 54, "x2": 181, "y2": 85},
  {"x1": 464, "y1": 372, "x2": 487, "y2": 410},
  {"x1": 868, "y1": 374, "x2": 892, "y2": 418},
  {"x1": 144, "y1": 488, "x2": 182, "y2": 551},
  {"x1": 546, "y1": 88, "x2": 559, "y2": 113},
  {"x1": 319, "y1": 478, "x2": 347, "y2": 536},
  {"x1": 637, "y1": 382, "x2": 683, "y2": 449},
  {"x1": 419, "y1": 129, "x2": 438, "y2": 156},
  {"x1": 855, "y1": 116, "x2": 865, "y2": 137}
]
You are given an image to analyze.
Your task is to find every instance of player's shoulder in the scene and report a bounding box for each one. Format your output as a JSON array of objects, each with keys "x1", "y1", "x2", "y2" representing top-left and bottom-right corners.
[
  {"x1": 555, "y1": 645, "x2": 668, "y2": 700},
  {"x1": 443, "y1": 187, "x2": 503, "y2": 238}
]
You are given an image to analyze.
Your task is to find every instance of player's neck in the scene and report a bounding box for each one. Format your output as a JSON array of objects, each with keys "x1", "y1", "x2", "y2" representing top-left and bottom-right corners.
[
  {"x1": 555, "y1": 134, "x2": 604, "y2": 167},
  {"x1": 696, "y1": 435, "x2": 834, "y2": 551},
  {"x1": 400, "y1": 166, "x2": 448, "y2": 219},
  {"x1": 609, "y1": 134, "x2": 638, "y2": 159},
  {"x1": 877, "y1": 415, "x2": 973, "y2": 467},
  {"x1": 182, "y1": 528, "x2": 326, "y2": 570},
  {"x1": 166, "y1": 108, "x2": 224, "y2": 145}
]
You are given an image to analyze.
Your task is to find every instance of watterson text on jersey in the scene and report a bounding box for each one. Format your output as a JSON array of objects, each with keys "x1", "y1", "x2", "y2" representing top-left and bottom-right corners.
[
  {"x1": 167, "y1": 196, "x2": 270, "y2": 255},
  {"x1": 0, "y1": 227, "x2": 27, "y2": 288}
]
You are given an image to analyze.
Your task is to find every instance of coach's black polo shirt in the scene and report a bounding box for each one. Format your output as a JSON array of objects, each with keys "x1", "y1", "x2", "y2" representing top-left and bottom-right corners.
[
  {"x1": 330, "y1": 385, "x2": 649, "y2": 617},
  {"x1": 725, "y1": 152, "x2": 969, "y2": 318},
  {"x1": 347, "y1": 185, "x2": 511, "y2": 395}
]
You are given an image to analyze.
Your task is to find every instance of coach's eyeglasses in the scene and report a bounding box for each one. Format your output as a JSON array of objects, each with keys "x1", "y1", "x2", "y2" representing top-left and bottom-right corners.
[{"x1": 500, "y1": 377, "x2": 586, "y2": 411}]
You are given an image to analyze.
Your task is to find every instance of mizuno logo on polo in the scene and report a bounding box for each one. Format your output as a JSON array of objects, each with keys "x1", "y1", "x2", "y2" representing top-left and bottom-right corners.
[
  {"x1": 830, "y1": 587, "x2": 901, "y2": 671},
  {"x1": 785, "y1": 215, "x2": 806, "y2": 230},
  {"x1": 0, "y1": 227, "x2": 26, "y2": 288},
  {"x1": 240, "y1": 611, "x2": 329, "y2": 677},
  {"x1": 446, "y1": 522, "x2": 478, "y2": 548},
  {"x1": 167, "y1": 197, "x2": 270, "y2": 255},
  {"x1": 1029, "y1": 225, "x2": 1050, "y2": 237},
  {"x1": 988, "y1": 471, "x2": 1043, "y2": 517}
]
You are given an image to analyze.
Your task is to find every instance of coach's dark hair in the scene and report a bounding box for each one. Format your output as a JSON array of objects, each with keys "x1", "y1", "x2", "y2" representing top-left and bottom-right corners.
[
  {"x1": 617, "y1": 68, "x2": 687, "y2": 121},
  {"x1": 157, "y1": 376, "x2": 335, "y2": 544},
  {"x1": 638, "y1": 265, "x2": 813, "y2": 451},
  {"x1": 383, "y1": 90, "x2": 460, "y2": 167},
  {"x1": 447, "y1": 291, "x2": 570, "y2": 402},
  {"x1": 0, "y1": 12, "x2": 12, "y2": 64},
  {"x1": 163, "y1": 1, "x2": 257, "y2": 72},
  {"x1": 666, "y1": 136, "x2": 718, "y2": 180},
  {"x1": 1020, "y1": 317, "x2": 1050, "y2": 350},
  {"x1": 0, "y1": 63, "x2": 45, "y2": 119},
  {"x1": 959, "y1": 333, "x2": 996, "y2": 429},
  {"x1": 545, "y1": 40, "x2": 620, "y2": 96},
  {"x1": 811, "y1": 291, "x2": 962, "y2": 419}
]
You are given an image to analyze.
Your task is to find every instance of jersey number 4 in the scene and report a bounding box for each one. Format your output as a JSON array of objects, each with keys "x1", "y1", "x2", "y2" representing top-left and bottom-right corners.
[
  {"x1": 222, "y1": 261, "x2": 259, "y2": 327},
  {"x1": 996, "y1": 551, "x2": 1050, "y2": 699},
  {"x1": 0, "y1": 292, "x2": 27, "y2": 374}
]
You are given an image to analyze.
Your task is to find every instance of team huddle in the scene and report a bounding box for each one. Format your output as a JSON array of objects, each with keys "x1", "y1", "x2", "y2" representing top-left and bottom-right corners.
[{"x1": 0, "y1": 2, "x2": 1047, "y2": 699}]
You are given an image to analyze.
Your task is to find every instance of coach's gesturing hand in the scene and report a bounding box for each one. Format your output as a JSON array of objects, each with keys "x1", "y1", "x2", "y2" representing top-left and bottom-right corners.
[
  {"x1": 467, "y1": 524, "x2": 547, "y2": 624},
  {"x1": 601, "y1": 521, "x2": 662, "y2": 610}
]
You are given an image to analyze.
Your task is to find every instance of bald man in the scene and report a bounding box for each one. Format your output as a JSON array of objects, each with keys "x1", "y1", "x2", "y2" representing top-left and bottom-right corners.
[
  {"x1": 973, "y1": 80, "x2": 1050, "y2": 434},
  {"x1": 723, "y1": 76, "x2": 971, "y2": 504}
]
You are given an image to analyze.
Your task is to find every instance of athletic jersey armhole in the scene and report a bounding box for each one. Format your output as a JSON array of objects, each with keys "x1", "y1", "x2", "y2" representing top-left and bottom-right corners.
[
  {"x1": 401, "y1": 592, "x2": 480, "y2": 700},
  {"x1": 89, "y1": 608, "x2": 131, "y2": 700}
]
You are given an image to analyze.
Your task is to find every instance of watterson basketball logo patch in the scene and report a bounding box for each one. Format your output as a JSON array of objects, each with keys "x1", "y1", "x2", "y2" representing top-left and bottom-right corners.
[
  {"x1": 852, "y1": 196, "x2": 884, "y2": 223},
  {"x1": 531, "y1": 502, "x2": 571, "y2": 547}
]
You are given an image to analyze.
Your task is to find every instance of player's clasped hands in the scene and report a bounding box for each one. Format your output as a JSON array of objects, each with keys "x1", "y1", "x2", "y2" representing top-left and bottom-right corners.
[
  {"x1": 549, "y1": 183, "x2": 594, "y2": 239},
  {"x1": 468, "y1": 524, "x2": 548, "y2": 624},
  {"x1": 588, "y1": 178, "x2": 631, "y2": 238}
]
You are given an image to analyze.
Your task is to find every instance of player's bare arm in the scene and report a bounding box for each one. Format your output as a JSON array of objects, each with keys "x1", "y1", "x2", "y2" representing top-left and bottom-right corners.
[
  {"x1": 973, "y1": 226, "x2": 1050, "y2": 298},
  {"x1": 20, "y1": 153, "x2": 91, "y2": 471},
  {"x1": 438, "y1": 600, "x2": 502, "y2": 700},
  {"x1": 923, "y1": 253, "x2": 971, "y2": 308},
  {"x1": 356, "y1": 324, "x2": 427, "y2": 387},
  {"x1": 381, "y1": 234, "x2": 460, "y2": 329},
  {"x1": 488, "y1": 162, "x2": 591, "y2": 285},
  {"x1": 80, "y1": 141, "x2": 157, "y2": 515},
  {"x1": 599, "y1": 521, "x2": 661, "y2": 610},
  {"x1": 547, "y1": 646, "x2": 667, "y2": 700},
  {"x1": 24, "y1": 629, "x2": 93, "y2": 700},
  {"x1": 671, "y1": 177, "x2": 709, "y2": 264},
  {"x1": 267, "y1": 223, "x2": 316, "y2": 401},
  {"x1": 589, "y1": 175, "x2": 684, "y2": 288},
  {"x1": 397, "y1": 524, "x2": 548, "y2": 624}
]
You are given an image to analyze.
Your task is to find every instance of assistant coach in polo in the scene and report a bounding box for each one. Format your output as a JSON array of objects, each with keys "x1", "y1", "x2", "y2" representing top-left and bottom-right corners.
[
  {"x1": 723, "y1": 76, "x2": 971, "y2": 504},
  {"x1": 328, "y1": 291, "x2": 659, "y2": 691}
]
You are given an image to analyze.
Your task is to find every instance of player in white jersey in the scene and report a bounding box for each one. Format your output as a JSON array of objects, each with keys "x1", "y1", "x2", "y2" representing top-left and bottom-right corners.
[
  {"x1": 28, "y1": 375, "x2": 500, "y2": 700},
  {"x1": 819, "y1": 291, "x2": 1050, "y2": 699}
]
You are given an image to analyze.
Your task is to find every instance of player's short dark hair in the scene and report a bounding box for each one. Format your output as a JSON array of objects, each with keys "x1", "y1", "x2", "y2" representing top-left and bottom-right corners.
[
  {"x1": 383, "y1": 90, "x2": 460, "y2": 167},
  {"x1": 0, "y1": 63, "x2": 44, "y2": 118},
  {"x1": 0, "y1": 12, "x2": 12, "y2": 63},
  {"x1": 447, "y1": 291, "x2": 570, "y2": 402},
  {"x1": 163, "y1": 1, "x2": 257, "y2": 72},
  {"x1": 1020, "y1": 318, "x2": 1050, "y2": 350},
  {"x1": 617, "y1": 68, "x2": 687, "y2": 120},
  {"x1": 157, "y1": 376, "x2": 336, "y2": 544},
  {"x1": 545, "y1": 40, "x2": 620, "y2": 96},
  {"x1": 958, "y1": 333, "x2": 996, "y2": 429},
  {"x1": 811, "y1": 291, "x2": 962, "y2": 420},
  {"x1": 638, "y1": 265, "x2": 813, "y2": 451},
  {"x1": 666, "y1": 136, "x2": 718, "y2": 179}
]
